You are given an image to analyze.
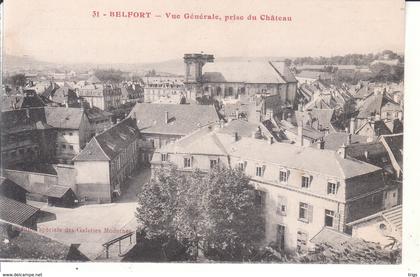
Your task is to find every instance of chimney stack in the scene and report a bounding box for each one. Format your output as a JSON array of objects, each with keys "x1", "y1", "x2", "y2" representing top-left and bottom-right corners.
[
  {"x1": 297, "y1": 120, "x2": 304, "y2": 147},
  {"x1": 268, "y1": 137, "x2": 274, "y2": 145},
  {"x1": 337, "y1": 143, "x2": 348, "y2": 159},
  {"x1": 165, "y1": 111, "x2": 169, "y2": 124}
]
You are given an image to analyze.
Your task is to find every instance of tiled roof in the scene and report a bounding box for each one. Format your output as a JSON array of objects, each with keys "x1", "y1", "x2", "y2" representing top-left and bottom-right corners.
[
  {"x1": 381, "y1": 133, "x2": 403, "y2": 171},
  {"x1": 73, "y1": 118, "x2": 139, "y2": 161},
  {"x1": 269, "y1": 61, "x2": 298, "y2": 83},
  {"x1": 357, "y1": 93, "x2": 401, "y2": 119},
  {"x1": 316, "y1": 133, "x2": 371, "y2": 151},
  {"x1": 347, "y1": 205, "x2": 402, "y2": 233},
  {"x1": 295, "y1": 109, "x2": 334, "y2": 130},
  {"x1": 0, "y1": 220, "x2": 89, "y2": 261},
  {"x1": 202, "y1": 61, "x2": 293, "y2": 84},
  {"x1": 0, "y1": 176, "x2": 28, "y2": 192},
  {"x1": 44, "y1": 107, "x2": 84, "y2": 129},
  {"x1": 382, "y1": 205, "x2": 402, "y2": 232},
  {"x1": 0, "y1": 107, "x2": 52, "y2": 135},
  {"x1": 217, "y1": 120, "x2": 260, "y2": 138},
  {"x1": 0, "y1": 196, "x2": 39, "y2": 225},
  {"x1": 50, "y1": 87, "x2": 78, "y2": 103},
  {"x1": 45, "y1": 185, "x2": 73, "y2": 198},
  {"x1": 0, "y1": 94, "x2": 47, "y2": 112},
  {"x1": 310, "y1": 227, "x2": 378, "y2": 253},
  {"x1": 129, "y1": 103, "x2": 220, "y2": 136},
  {"x1": 84, "y1": 107, "x2": 112, "y2": 121},
  {"x1": 159, "y1": 127, "x2": 381, "y2": 179},
  {"x1": 277, "y1": 119, "x2": 324, "y2": 140}
]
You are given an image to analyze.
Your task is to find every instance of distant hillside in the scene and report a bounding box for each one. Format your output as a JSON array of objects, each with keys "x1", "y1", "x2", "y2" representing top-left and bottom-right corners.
[{"x1": 3, "y1": 55, "x2": 288, "y2": 76}]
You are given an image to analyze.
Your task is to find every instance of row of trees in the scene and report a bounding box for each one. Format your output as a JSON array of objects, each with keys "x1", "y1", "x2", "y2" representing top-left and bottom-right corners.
[
  {"x1": 135, "y1": 166, "x2": 265, "y2": 261},
  {"x1": 292, "y1": 50, "x2": 403, "y2": 66}
]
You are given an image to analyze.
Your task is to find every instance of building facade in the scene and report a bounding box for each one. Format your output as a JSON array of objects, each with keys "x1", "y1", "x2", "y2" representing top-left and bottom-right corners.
[
  {"x1": 73, "y1": 118, "x2": 140, "y2": 203},
  {"x1": 151, "y1": 123, "x2": 387, "y2": 253}
]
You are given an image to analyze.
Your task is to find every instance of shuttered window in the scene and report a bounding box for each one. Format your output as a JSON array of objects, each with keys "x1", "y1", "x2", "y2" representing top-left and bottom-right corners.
[{"x1": 298, "y1": 202, "x2": 313, "y2": 223}]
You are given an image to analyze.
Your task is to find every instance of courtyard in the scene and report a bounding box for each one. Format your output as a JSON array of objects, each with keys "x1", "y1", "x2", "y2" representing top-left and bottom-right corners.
[{"x1": 29, "y1": 168, "x2": 151, "y2": 260}]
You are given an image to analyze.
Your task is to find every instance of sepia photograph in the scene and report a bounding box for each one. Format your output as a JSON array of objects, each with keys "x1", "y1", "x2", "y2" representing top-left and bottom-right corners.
[{"x1": 0, "y1": 0, "x2": 413, "y2": 273}]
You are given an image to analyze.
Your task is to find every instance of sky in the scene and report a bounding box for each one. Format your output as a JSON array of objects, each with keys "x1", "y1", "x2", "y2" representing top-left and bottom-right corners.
[{"x1": 3, "y1": 0, "x2": 405, "y2": 64}]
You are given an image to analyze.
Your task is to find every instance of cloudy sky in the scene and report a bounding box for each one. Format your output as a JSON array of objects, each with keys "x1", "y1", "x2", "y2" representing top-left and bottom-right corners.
[{"x1": 4, "y1": 0, "x2": 405, "y2": 64}]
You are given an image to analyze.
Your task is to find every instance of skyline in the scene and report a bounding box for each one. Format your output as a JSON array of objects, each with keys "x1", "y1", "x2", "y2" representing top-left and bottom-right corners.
[{"x1": 4, "y1": 0, "x2": 405, "y2": 64}]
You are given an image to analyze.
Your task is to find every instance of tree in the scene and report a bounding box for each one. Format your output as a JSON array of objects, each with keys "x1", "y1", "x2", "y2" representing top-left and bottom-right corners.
[
  {"x1": 201, "y1": 167, "x2": 265, "y2": 261},
  {"x1": 6, "y1": 73, "x2": 26, "y2": 87},
  {"x1": 94, "y1": 69, "x2": 125, "y2": 83},
  {"x1": 135, "y1": 166, "x2": 265, "y2": 261}
]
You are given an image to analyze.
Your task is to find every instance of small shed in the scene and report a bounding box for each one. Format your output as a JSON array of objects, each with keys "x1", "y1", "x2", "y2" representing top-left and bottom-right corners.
[{"x1": 45, "y1": 186, "x2": 77, "y2": 207}]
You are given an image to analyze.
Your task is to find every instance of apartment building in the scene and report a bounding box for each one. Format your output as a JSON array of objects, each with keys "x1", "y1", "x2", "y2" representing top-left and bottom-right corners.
[
  {"x1": 73, "y1": 118, "x2": 140, "y2": 203},
  {"x1": 151, "y1": 121, "x2": 386, "y2": 253}
]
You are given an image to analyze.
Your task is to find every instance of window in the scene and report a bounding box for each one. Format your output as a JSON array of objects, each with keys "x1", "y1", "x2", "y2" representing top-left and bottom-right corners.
[
  {"x1": 238, "y1": 162, "x2": 245, "y2": 171},
  {"x1": 184, "y1": 157, "x2": 192, "y2": 168},
  {"x1": 210, "y1": 159, "x2": 218, "y2": 169},
  {"x1": 327, "y1": 182, "x2": 337, "y2": 195},
  {"x1": 69, "y1": 132, "x2": 73, "y2": 136},
  {"x1": 161, "y1": 153, "x2": 168, "y2": 162},
  {"x1": 276, "y1": 196, "x2": 287, "y2": 216},
  {"x1": 301, "y1": 175, "x2": 311, "y2": 188},
  {"x1": 297, "y1": 231, "x2": 308, "y2": 253},
  {"x1": 69, "y1": 145, "x2": 74, "y2": 150},
  {"x1": 325, "y1": 209, "x2": 334, "y2": 227},
  {"x1": 298, "y1": 202, "x2": 313, "y2": 223},
  {"x1": 62, "y1": 144, "x2": 66, "y2": 149},
  {"x1": 279, "y1": 170, "x2": 288, "y2": 183},
  {"x1": 256, "y1": 166, "x2": 263, "y2": 177},
  {"x1": 255, "y1": 190, "x2": 266, "y2": 209}
]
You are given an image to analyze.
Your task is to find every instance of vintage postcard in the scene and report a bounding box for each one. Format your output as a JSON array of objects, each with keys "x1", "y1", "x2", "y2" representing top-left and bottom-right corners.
[{"x1": 0, "y1": 0, "x2": 411, "y2": 272}]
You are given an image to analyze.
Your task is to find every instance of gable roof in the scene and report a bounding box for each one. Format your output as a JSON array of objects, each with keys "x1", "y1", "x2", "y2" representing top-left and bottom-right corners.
[
  {"x1": 0, "y1": 94, "x2": 48, "y2": 112},
  {"x1": 0, "y1": 107, "x2": 52, "y2": 135},
  {"x1": 0, "y1": 196, "x2": 39, "y2": 225},
  {"x1": 73, "y1": 118, "x2": 139, "y2": 161},
  {"x1": 357, "y1": 93, "x2": 401, "y2": 119},
  {"x1": 129, "y1": 103, "x2": 220, "y2": 136},
  {"x1": 295, "y1": 109, "x2": 335, "y2": 131},
  {"x1": 44, "y1": 107, "x2": 85, "y2": 129},
  {"x1": 347, "y1": 205, "x2": 402, "y2": 233},
  {"x1": 380, "y1": 133, "x2": 403, "y2": 172},
  {"x1": 158, "y1": 127, "x2": 381, "y2": 179},
  {"x1": 202, "y1": 61, "x2": 294, "y2": 84},
  {"x1": 45, "y1": 185, "x2": 74, "y2": 198},
  {"x1": 0, "y1": 219, "x2": 89, "y2": 261}
]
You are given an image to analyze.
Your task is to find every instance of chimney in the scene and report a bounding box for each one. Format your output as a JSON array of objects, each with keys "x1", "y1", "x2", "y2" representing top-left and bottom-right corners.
[
  {"x1": 297, "y1": 120, "x2": 304, "y2": 147},
  {"x1": 164, "y1": 111, "x2": 169, "y2": 124},
  {"x1": 268, "y1": 137, "x2": 274, "y2": 145},
  {"x1": 374, "y1": 113, "x2": 381, "y2": 121},
  {"x1": 346, "y1": 134, "x2": 352, "y2": 145},
  {"x1": 349, "y1": 118, "x2": 356, "y2": 134},
  {"x1": 318, "y1": 137, "x2": 325, "y2": 149},
  {"x1": 337, "y1": 143, "x2": 348, "y2": 159},
  {"x1": 234, "y1": 132, "x2": 239, "y2": 142}
]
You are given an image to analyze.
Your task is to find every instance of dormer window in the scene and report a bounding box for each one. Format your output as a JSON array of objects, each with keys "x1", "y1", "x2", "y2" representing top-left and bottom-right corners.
[
  {"x1": 301, "y1": 175, "x2": 312, "y2": 189},
  {"x1": 255, "y1": 165, "x2": 264, "y2": 177},
  {"x1": 327, "y1": 182, "x2": 338, "y2": 195}
]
